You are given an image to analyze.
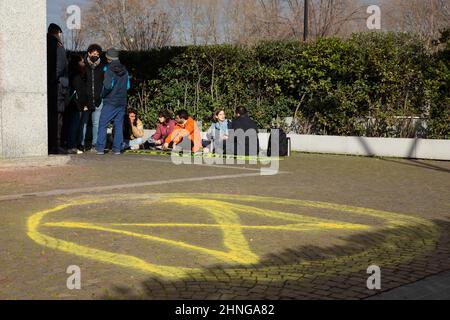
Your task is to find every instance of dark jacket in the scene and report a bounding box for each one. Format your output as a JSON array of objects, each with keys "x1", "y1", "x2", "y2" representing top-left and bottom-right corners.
[
  {"x1": 85, "y1": 56, "x2": 105, "y2": 110},
  {"x1": 69, "y1": 72, "x2": 88, "y2": 112},
  {"x1": 231, "y1": 115, "x2": 260, "y2": 156},
  {"x1": 102, "y1": 60, "x2": 130, "y2": 108},
  {"x1": 47, "y1": 34, "x2": 69, "y2": 113}
]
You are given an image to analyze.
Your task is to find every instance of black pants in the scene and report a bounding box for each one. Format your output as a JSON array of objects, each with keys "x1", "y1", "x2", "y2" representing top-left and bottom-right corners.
[
  {"x1": 48, "y1": 111, "x2": 65, "y2": 154},
  {"x1": 48, "y1": 87, "x2": 69, "y2": 154}
]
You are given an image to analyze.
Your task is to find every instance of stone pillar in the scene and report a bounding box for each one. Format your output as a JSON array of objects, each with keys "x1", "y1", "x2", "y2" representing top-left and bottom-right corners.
[{"x1": 0, "y1": 0, "x2": 48, "y2": 158}]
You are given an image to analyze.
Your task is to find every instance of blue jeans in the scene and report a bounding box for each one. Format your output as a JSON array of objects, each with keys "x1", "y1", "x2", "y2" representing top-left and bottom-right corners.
[
  {"x1": 91, "y1": 102, "x2": 103, "y2": 148},
  {"x1": 123, "y1": 138, "x2": 144, "y2": 150},
  {"x1": 96, "y1": 103, "x2": 125, "y2": 153},
  {"x1": 80, "y1": 112, "x2": 90, "y2": 147},
  {"x1": 68, "y1": 111, "x2": 89, "y2": 149}
]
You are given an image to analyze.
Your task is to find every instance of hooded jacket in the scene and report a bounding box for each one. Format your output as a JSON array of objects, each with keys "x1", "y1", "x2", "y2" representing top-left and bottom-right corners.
[{"x1": 102, "y1": 60, "x2": 130, "y2": 107}]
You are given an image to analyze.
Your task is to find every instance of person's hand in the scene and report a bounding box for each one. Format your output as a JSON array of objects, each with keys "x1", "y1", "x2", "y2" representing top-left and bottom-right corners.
[
  {"x1": 155, "y1": 140, "x2": 162, "y2": 145},
  {"x1": 83, "y1": 107, "x2": 89, "y2": 112},
  {"x1": 129, "y1": 114, "x2": 136, "y2": 126},
  {"x1": 163, "y1": 143, "x2": 169, "y2": 150}
]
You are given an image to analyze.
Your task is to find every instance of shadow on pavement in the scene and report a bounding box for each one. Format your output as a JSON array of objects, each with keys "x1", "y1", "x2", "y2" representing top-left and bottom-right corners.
[
  {"x1": 355, "y1": 136, "x2": 450, "y2": 174},
  {"x1": 99, "y1": 218, "x2": 450, "y2": 300},
  {"x1": 380, "y1": 158, "x2": 450, "y2": 174}
]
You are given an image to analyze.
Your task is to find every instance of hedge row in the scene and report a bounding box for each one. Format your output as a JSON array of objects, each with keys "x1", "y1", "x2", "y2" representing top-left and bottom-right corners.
[{"x1": 122, "y1": 32, "x2": 449, "y2": 139}]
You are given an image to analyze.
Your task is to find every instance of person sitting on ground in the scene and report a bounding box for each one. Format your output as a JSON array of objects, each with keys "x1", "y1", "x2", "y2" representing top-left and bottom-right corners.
[
  {"x1": 231, "y1": 106, "x2": 260, "y2": 156},
  {"x1": 123, "y1": 109, "x2": 144, "y2": 151},
  {"x1": 163, "y1": 110, "x2": 202, "y2": 153},
  {"x1": 204, "y1": 109, "x2": 232, "y2": 154},
  {"x1": 150, "y1": 110, "x2": 176, "y2": 148}
]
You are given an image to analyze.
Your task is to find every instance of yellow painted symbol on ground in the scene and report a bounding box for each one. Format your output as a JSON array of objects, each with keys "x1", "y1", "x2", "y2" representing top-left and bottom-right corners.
[{"x1": 27, "y1": 194, "x2": 440, "y2": 281}]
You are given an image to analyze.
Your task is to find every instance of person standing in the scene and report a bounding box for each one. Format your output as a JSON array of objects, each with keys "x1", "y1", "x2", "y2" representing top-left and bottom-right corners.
[
  {"x1": 67, "y1": 54, "x2": 88, "y2": 154},
  {"x1": 85, "y1": 44, "x2": 105, "y2": 151},
  {"x1": 96, "y1": 48, "x2": 130, "y2": 155},
  {"x1": 47, "y1": 23, "x2": 69, "y2": 154}
]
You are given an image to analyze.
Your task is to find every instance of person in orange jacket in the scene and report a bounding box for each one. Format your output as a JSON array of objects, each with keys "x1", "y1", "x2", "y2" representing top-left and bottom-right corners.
[{"x1": 163, "y1": 109, "x2": 202, "y2": 153}]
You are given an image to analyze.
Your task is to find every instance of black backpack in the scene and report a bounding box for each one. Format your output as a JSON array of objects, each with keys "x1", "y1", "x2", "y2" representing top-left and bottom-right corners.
[{"x1": 267, "y1": 128, "x2": 289, "y2": 157}]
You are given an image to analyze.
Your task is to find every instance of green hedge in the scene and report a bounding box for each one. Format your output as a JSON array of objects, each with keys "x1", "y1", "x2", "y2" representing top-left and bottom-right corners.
[{"x1": 123, "y1": 32, "x2": 449, "y2": 139}]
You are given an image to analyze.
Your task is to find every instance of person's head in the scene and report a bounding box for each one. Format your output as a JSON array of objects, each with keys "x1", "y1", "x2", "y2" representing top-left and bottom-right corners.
[
  {"x1": 235, "y1": 106, "x2": 248, "y2": 118},
  {"x1": 127, "y1": 109, "x2": 137, "y2": 125},
  {"x1": 214, "y1": 109, "x2": 226, "y2": 122},
  {"x1": 87, "y1": 44, "x2": 103, "y2": 63},
  {"x1": 48, "y1": 23, "x2": 63, "y2": 40},
  {"x1": 158, "y1": 110, "x2": 172, "y2": 124},
  {"x1": 70, "y1": 54, "x2": 85, "y2": 75},
  {"x1": 105, "y1": 48, "x2": 119, "y2": 63},
  {"x1": 175, "y1": 109, "x2": 190, "y2": 125}
]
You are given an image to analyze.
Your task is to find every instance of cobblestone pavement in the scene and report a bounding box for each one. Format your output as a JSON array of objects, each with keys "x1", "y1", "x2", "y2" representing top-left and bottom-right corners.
[{"x1": 0, "y1": 153, "x2": 449, "y2": 300}]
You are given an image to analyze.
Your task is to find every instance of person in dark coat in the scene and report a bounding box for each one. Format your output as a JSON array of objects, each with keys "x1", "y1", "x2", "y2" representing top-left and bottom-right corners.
[
  {"x1": 47, "y1": 23, "x2": 69, "y2": 154},
  {"x1": 67, "y1": 54, "x2": 88, "y2": 154},
  {"x1": 84, "y1": 44, "x2": 105, "y2": 150},
  {"x1": 96, "y1": 48, "x2": 131, "y2": 155},
  {"x1": 230, "y1": 106, "x2": 260, "y2": 156}
]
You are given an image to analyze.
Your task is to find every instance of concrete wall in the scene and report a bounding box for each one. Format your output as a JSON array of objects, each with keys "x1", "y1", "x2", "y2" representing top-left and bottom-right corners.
[
  {"x1": 285, "y1": 135, "x2": 450, "y2": 160},
  {"x1": 0, "y1": 1, "x2": 48, "y2": 158}
]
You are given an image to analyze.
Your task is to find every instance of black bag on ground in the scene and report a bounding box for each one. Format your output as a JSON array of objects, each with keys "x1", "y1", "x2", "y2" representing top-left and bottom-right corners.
[{"x1": 267, "y1": 128, "x2": 289, "y2": 157}]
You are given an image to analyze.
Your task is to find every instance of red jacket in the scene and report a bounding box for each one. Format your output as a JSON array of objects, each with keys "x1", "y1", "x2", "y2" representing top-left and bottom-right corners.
[{"x1": 152, "y1": 119, "x2": 176, "y2": 142}]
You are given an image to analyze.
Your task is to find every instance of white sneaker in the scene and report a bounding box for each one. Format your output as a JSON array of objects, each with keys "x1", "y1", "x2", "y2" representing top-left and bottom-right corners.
[{"x1": 77, "y1": 149, "x2": 84, "y2": 154}]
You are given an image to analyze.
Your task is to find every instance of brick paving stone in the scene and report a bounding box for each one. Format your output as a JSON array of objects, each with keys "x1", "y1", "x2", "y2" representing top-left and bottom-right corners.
[{"x1": 1, "y1": 153, "x2": 449, "y2": 300}]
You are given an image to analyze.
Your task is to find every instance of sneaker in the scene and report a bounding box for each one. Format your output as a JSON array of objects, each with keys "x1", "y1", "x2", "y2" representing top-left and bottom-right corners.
[
  {"x1": 96, "y1": 151, "x2": 105, "y2": 155},
  {"x1": 77, "y1": 149, "x2": 84, "y2": 154}
]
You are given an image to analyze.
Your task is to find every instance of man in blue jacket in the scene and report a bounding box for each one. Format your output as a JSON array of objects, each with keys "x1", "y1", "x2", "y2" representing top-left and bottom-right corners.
[{"x1": 96, "y1": 48, "x2": 130, "y2": 155}]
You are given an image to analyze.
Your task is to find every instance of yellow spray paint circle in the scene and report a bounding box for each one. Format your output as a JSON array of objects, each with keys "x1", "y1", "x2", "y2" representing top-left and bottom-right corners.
[{"x1": 27, "y1": 194, "x2": 440, "y2": 281}]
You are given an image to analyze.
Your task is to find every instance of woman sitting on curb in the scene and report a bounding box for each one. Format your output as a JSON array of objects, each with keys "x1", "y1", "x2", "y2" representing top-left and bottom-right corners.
[
  {"x1": 204, "y1": 109, "x2": 232, "y2": 154},
  {"x1": 148, "y1": 110, "x2": 176, "y2": 149},
  {"x1": 123, "y1": 109, "x2": 144, "y2": 150}
]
